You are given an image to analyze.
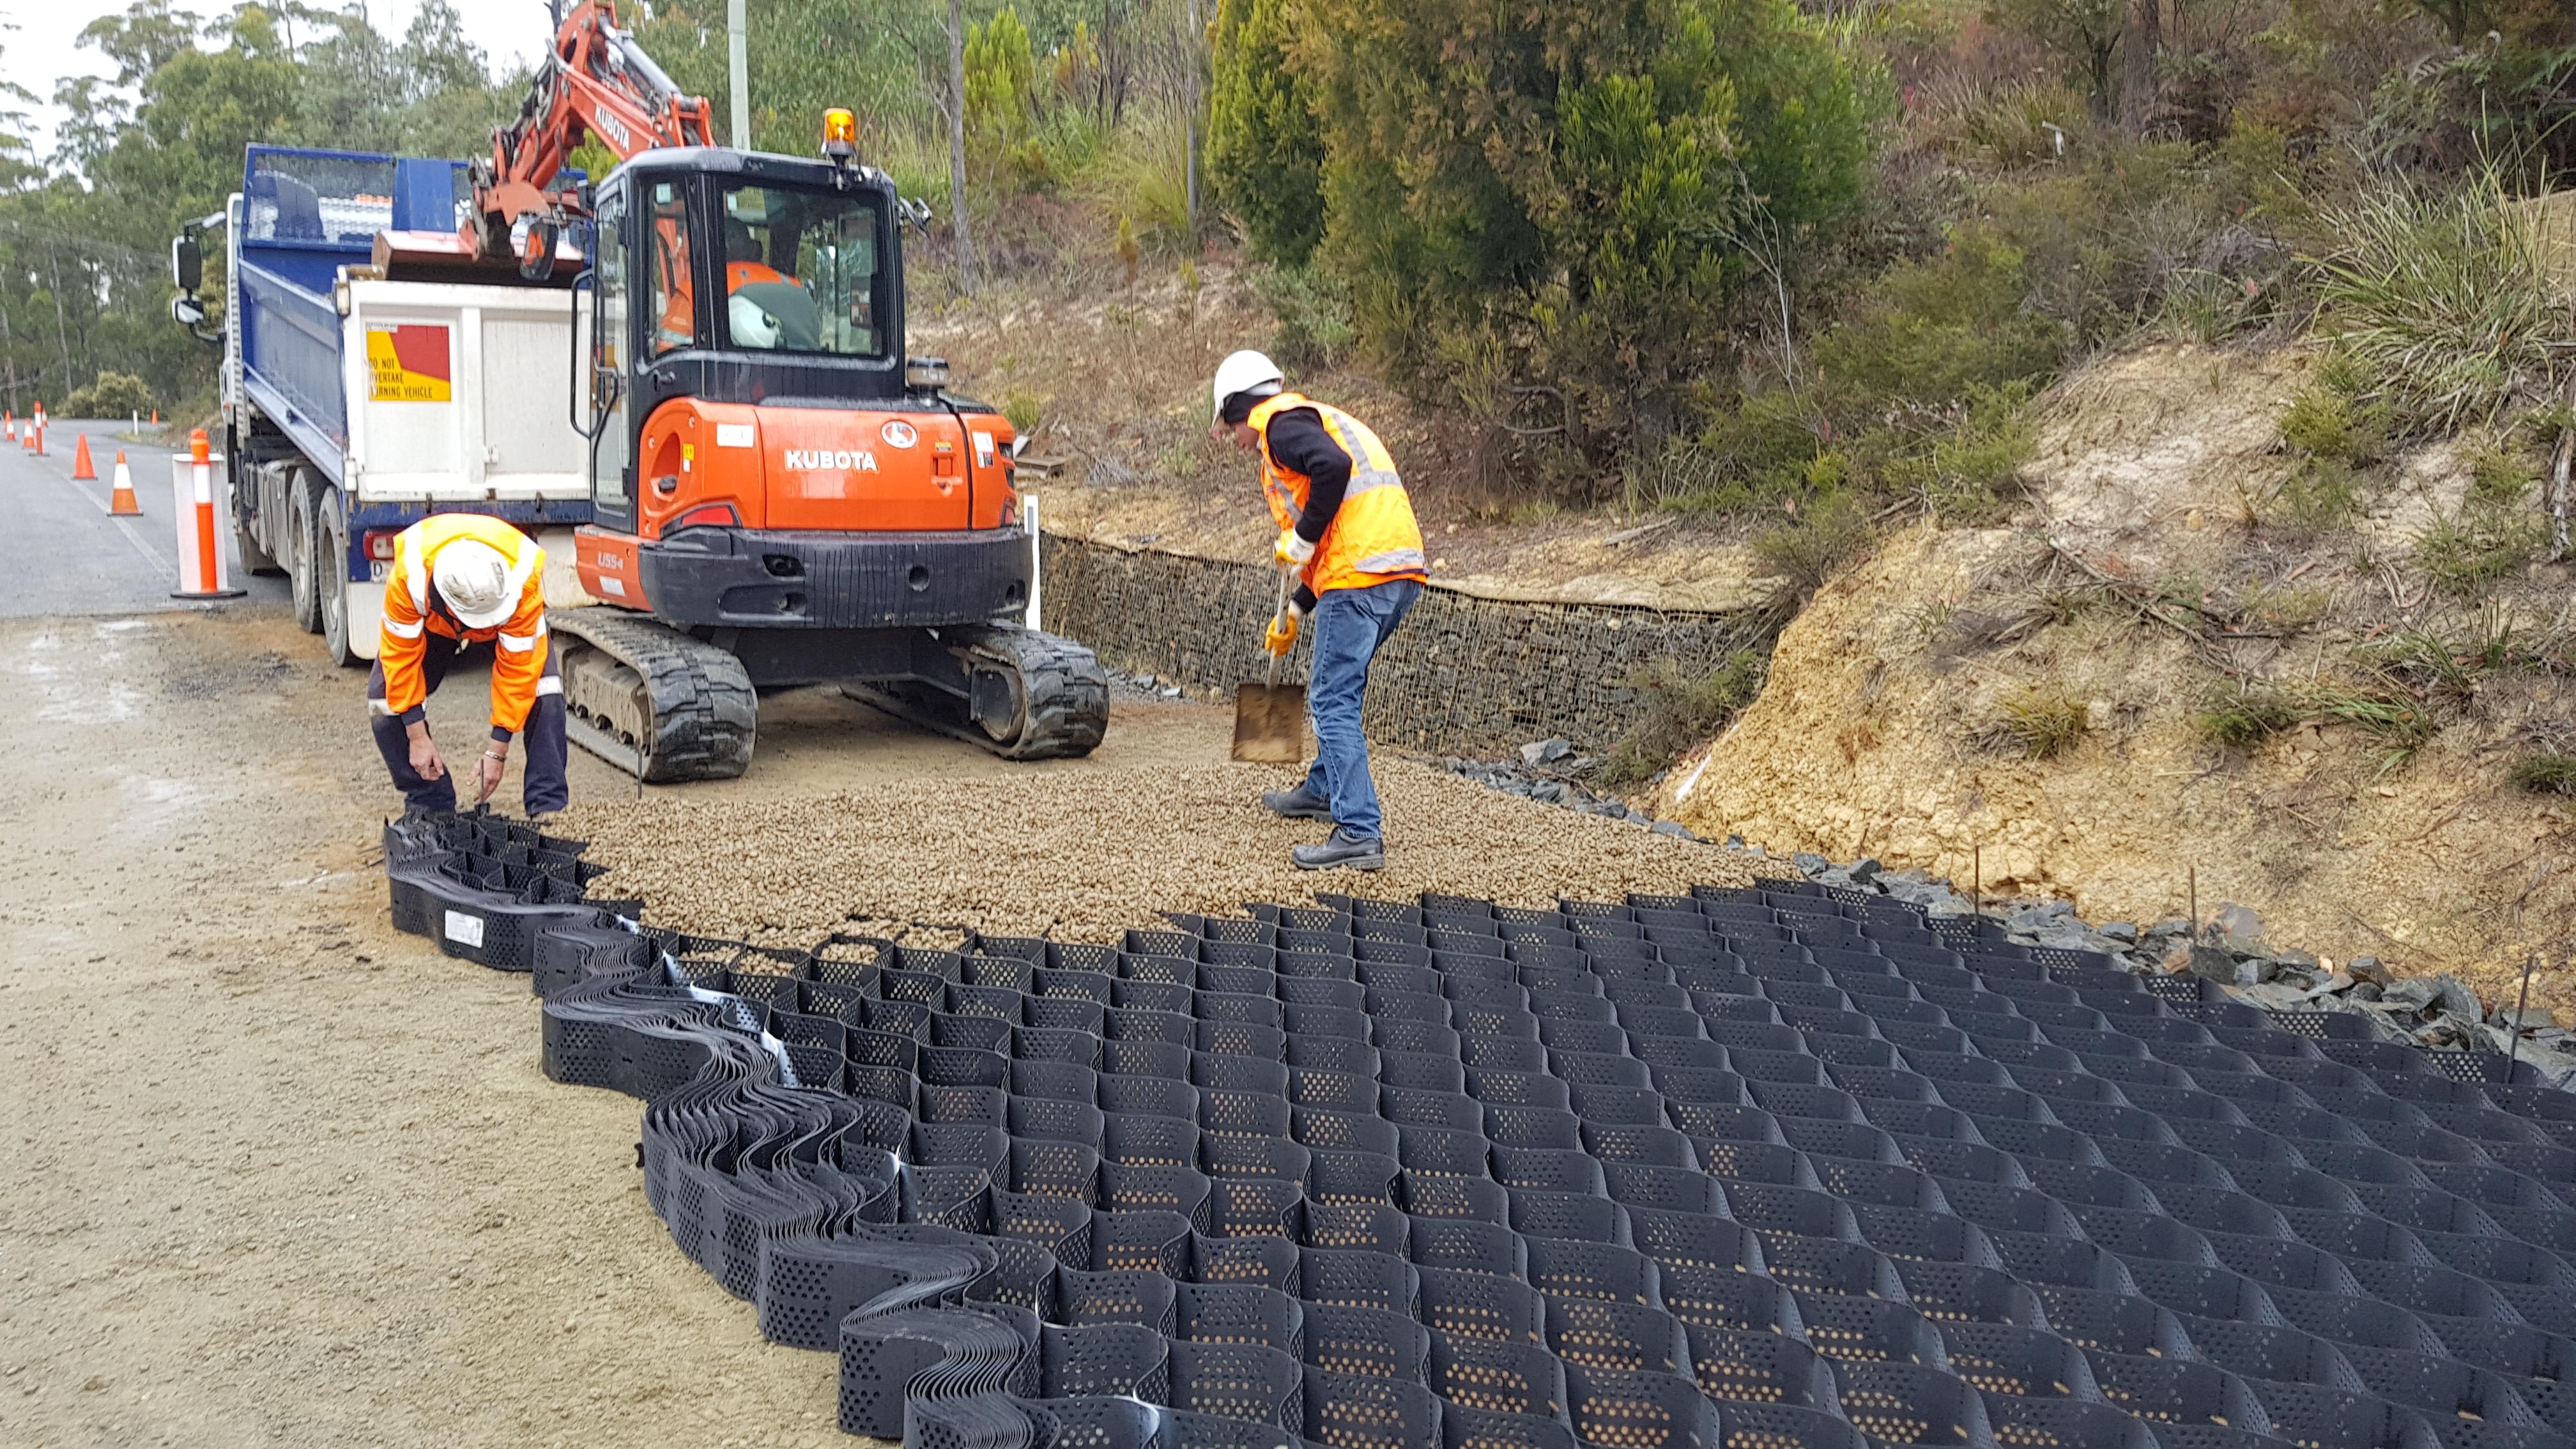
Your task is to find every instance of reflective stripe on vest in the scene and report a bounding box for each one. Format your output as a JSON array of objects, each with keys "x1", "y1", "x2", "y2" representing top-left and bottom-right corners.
[{"x1": 1248, "y1": 393, "x2": 1427, "y2": 595}]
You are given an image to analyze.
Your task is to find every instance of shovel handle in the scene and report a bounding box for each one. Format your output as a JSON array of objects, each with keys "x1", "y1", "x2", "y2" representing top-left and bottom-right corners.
[{"x1": 1266, "y1": 570, "x2": 1293, "y2": 687}]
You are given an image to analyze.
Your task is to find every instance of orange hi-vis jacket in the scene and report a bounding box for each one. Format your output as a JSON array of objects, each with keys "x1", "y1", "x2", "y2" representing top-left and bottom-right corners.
[
  {"x1": 378, "y1": 514, "x2": 551, "y2": 734},
  {"x1": 1248, "y1": 392, "x2": 1428, "y2": 596}
]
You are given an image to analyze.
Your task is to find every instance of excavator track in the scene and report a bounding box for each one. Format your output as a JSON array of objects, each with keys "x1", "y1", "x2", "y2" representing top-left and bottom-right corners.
[
  {"x1": 549, "y1": 608, "x2": 758, "y2": 783},
  {"x1": 842, "y1": 625, "x2": 1110, "y2": 762}
]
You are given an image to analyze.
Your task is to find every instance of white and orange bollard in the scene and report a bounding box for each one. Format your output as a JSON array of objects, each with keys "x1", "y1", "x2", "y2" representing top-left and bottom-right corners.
[
  {"x1": 171, "y1": 429, "x2": 244, "y2": 599},
  {"x1": 31, "y1": 402, "x2": 45, "y2": 456},
  {"x1": 107, "y1": 449, "x2": 140, "y2": 516}
]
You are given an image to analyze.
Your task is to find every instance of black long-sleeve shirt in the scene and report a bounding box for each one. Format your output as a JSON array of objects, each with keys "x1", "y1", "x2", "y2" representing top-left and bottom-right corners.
[{"x1": 1265, "y1": 406, "x2": 1350, "y2": 613}]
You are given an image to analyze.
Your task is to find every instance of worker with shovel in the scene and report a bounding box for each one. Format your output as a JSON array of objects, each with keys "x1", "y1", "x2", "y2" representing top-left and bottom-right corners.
[
  {"x1": 368, "y1": 514, "x2": 570, "y2": 818},
  {"x1": 1211, "y1": 350, "x2": 1428, "y2": 870}
]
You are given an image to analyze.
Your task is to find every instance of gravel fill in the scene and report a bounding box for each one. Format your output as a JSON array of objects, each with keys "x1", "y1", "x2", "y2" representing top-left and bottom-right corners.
[{"x1": 559, "y1": 759, "x2": 1752, "y2": 942}]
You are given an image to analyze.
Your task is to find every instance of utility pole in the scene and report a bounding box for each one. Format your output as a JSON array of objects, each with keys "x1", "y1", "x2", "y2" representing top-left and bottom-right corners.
[
  {"x1": 945, "y1": 0, "x2": 976, "y2": 294},
  {"x1": 726, "y1": 0, "x2": 749, "y2": 147}
]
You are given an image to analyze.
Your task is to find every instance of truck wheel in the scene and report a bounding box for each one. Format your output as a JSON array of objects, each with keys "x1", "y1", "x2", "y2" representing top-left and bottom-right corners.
[
  {"x1": 318, "y1": 491, "x2": 362, "y2": 669},
  {"x1": 288, "y1": 479, "x2": 322, "y2": 634}
]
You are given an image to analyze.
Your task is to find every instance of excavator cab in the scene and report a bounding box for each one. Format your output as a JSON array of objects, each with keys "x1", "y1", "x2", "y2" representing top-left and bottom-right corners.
[{"x1": 555, "y1": 142, "x2": 1107, "y2": 780}]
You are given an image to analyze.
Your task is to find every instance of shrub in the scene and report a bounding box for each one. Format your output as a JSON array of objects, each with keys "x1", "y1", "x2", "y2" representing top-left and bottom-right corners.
[
  {"x1": 1875, "y1": 383, "x2": 2034, "y2": 524},
  {"x1": 2314, "y1": 175, "x2": 2561, "y2": 436},
  {"x1": 2196, "y1": 683, "x2": 2303, "y2": 746},
  {"x1": 1252, "y1": 262, "x2": 1356, "y2": 370},
  {"x1": 1750, "y1": 491, "x2": 1874, "y2": 600},
  {"x1": 1302, "y1": 0, "x2": 1879, "y2": 458},
  {"x1": 2511, "y1": 752, "x2": 2576, "y2": 793},
  {"x1": 1991, "y1": 684, "x2": 2090, "y2": 758},
  {"x1": 1602, "y1": 650, "x2": 1768, "y2": 786},
  {"x1": 1208, "y1": 0, "x2": 1326, "y2": 264},
  {"x1": 2415, "y1": 505, "x2": 2544, "y2": 593},
  {"x1": 61, "y1": 371, "x2": 156, "y2": 419}
]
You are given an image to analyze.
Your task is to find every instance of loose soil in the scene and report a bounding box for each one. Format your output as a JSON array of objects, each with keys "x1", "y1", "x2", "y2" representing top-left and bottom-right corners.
[{"x1": 0, "y1": 604, "x2": 1738, "y2": 1448}]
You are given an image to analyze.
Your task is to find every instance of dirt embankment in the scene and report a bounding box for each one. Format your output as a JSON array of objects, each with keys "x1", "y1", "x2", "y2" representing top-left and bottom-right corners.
[{"x1": 1660, "y1": 345, "x2": 2576, "y2": 1015}]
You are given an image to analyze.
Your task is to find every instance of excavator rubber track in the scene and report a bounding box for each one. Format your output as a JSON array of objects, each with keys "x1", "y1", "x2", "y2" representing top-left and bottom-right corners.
[
  {"x1": 549, "y1": 607, "x2": 758, "y2": 783},
  {"x1": 842, "y1": 625, "x2": 1110, "y2": 762}
]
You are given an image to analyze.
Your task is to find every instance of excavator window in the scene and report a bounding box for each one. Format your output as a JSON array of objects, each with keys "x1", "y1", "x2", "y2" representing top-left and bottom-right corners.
[
  {"x1": 719, "y1": 184, "x2": 883, "y2": 358},
  {"x1": 648, "y1": 180, "x2": 694, "y2": 356}
]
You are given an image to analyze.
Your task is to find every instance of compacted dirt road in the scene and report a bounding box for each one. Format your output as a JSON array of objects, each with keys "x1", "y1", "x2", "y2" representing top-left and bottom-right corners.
[{"x1": 0, "y1": 604, "x2": 1247, "y2": 1448}]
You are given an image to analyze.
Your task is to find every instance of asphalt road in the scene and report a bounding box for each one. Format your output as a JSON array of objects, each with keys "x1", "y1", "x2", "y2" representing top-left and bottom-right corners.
[{"x1": 0, "y1": 417, "x2": 289, "y2": 618}]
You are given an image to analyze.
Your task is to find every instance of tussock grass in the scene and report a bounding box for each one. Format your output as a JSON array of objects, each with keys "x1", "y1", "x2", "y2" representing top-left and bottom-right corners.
[{"x1": 1991, "y1": 685, "x2": 2090, "y2": 759}]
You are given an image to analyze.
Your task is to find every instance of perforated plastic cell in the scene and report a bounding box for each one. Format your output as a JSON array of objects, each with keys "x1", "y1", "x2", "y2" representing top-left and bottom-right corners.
[
  {"x1": 1166, "y1": 1339, "x2": 1307, "y2": 1434},
  {"x1": 1562, "y1": 1362, "x2": 1723, "y2": 1449}
]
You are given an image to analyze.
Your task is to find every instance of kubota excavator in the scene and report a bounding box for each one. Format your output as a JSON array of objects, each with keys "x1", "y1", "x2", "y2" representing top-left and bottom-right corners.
[{"x1": 392, "y1": 0, "x2": 1107, "y2": 781}]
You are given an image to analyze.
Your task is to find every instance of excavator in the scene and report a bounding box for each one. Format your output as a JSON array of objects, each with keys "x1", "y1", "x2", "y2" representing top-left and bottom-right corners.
[{"x1": 389, "y1": 0, "x2": 1108, "y2": 781}]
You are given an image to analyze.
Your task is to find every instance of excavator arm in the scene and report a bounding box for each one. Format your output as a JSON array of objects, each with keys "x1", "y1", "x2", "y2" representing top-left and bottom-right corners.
[{"x1": 460, "y1": 0, "x2": 714, "y2": 272}]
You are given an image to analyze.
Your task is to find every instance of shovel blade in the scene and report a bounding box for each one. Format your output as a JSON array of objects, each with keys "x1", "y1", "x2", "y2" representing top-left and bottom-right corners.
[{"x1": 1231, "y1": 682, "x2": 1308, "y2": 763}]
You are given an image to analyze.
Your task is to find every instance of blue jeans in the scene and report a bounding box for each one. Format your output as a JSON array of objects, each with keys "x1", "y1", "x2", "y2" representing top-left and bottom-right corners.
[{"x1": 1300, "y1": 578, "x2": 1421, "y2": 839}]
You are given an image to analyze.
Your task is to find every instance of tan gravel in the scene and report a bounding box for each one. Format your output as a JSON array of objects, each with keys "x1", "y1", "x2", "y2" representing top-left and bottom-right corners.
[{"x1": 559, "y1": 760, "x2": 1753, "y2": 943}]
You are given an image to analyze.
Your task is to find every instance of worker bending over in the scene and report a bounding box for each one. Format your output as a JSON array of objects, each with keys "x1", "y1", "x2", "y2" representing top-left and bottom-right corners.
[
  {"x1": 1211, "y1": 349, "x2": 1428, "y2": 871},
  {"x1": 369, "y1": 514, "x2": 569, "y2": 817}
]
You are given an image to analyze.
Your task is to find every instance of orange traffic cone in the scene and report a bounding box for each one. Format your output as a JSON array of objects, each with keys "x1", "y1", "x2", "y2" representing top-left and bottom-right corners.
[
  {"x1": 71, "y1": 433, "x2": 94, "y2": 480},
  {"x1": 107, "y1": 450, "x2": 139, "y2": 516}
]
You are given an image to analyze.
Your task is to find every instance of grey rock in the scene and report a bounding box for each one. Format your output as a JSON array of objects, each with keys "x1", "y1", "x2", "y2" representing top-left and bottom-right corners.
[
  {"x1": 1850, "y1": 858, "x2": 1883, "y2": 882},
  {"x1": 2492, "y1": 1004, "x2": 2556, "y2": 1031},
  {"x1": 1817, "y1": 869, "x2": 1855, "y2": 887},
  {"x1": 2147, "y1": 918, "x2": 2194, "y2": 942},
  {"x1": 1726, "y1": 834, "x2": 1745, "y2": 848},
  {"x1": 1567, "y1": 756, "x2": 1599, "y2": 774},
  {"x1": 2351, "y1": 981, "x2": 2383, "y2": 1002},
  {"x1": 1535, "y1": 782, "x2": 1572, "y2": 805},
  {"x1": 2272, "y1": 948, "x2": 2320, "y2": 972},
  {"x1": 2304, "y1": 970, "x2": 2356, "y2": 999},
  {"x1": 2234, "y1": 981, "x2": 2315, "y2": 1011},
  {"x1": 1653, "y1": 820, "x2": 1692, "y2": 839},
  {"x1": 1602, "y1": 802, "x2": 1629, "y2": 820},
  {"x1": 2097, "y1": 922, "x2": 2140, "y2": 945},
  {"x1": 1520, "y1": 739, "x2": 1572, "y2": 766},
  {"x1": 2007, "y1": 902, "x2": 2074, "y2": 934},
  {"x1": 1160, "y1": 686, "x2": 1183, "y2": 698},
  {"x1": 2189, "y1": 944, "x2": 2249, "y2": 986},
  {"x1": 1791, "y1": 852, "x2": 1831, "y2": 875},
  {"x1": 1745, "y1": 845, "x2": 1766, "y2": 859},
  {"x1": 2346, "y1": 956, "x2": 2391, "y2": 986},
  {"x1": 2274, "y1": 970, "x2": 2318, "y2": 992},
  {"x1": 1135, "y1": 674, "x2": 1157, "y2": 689},
  {"x1": 2211, "y1": 903, "x2": 2266, "y2": 942},
  {"x1": 2383, "y1": 978, "x2": 2441, "y2": 1009},
  {"x1": 2429, "y1": 974, "x2": 2483, "y2": 1022}
]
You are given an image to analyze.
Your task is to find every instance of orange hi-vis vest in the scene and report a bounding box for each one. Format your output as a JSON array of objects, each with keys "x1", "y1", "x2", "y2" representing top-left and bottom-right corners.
[
  {"x1": 378, "y1": 514, "x2": 552, "y2": 733},
  {"x1": 1248, "y1": 392, "x2": 1428, "y2": 595}
]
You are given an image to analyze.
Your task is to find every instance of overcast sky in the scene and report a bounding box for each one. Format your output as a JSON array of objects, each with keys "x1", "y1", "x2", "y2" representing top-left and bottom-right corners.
[{"x1": 1, "y1": 0, "x2": 550, "y2": 154}]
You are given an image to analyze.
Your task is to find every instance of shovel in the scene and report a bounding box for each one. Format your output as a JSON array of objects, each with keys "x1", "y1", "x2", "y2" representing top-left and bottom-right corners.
[{"x1": 1231, "y1": 571, "x2": 1308, "y2": 763}]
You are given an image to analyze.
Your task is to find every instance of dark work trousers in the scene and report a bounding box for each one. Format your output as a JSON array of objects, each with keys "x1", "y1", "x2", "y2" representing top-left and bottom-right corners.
[{"x1": 368, "y1": 638, "x2": 569, "y2": 815}]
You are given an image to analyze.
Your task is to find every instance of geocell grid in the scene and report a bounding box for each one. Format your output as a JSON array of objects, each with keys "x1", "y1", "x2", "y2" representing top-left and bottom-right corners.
[{"x1": 383, "y1": 812, "x2": 2576, "y2": 1449}]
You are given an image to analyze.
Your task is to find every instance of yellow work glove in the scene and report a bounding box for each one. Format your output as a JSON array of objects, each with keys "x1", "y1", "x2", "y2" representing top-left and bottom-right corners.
[
  {"x1": 1275, "y1": 528, "x2": 1316, "y2": 569},
  {"x1": 1263, "y1": 606, "x2": 1301, "y2": 657}
]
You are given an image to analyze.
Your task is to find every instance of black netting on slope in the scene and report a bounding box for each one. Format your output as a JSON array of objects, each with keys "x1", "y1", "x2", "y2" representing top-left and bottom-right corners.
[{"x1": 379, "y1": 815, "x2": 2576, "y2": 1449}]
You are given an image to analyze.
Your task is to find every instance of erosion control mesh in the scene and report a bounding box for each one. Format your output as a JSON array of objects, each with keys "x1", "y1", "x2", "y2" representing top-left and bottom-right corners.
[{"x1": 383, "y1": 814, "x2": 2576, "y2": 1449}]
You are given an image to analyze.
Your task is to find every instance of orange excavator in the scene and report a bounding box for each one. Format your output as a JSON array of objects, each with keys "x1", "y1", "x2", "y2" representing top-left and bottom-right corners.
[{"x1": 402, "y1": 0, "x2": 1107, "y2": 781}]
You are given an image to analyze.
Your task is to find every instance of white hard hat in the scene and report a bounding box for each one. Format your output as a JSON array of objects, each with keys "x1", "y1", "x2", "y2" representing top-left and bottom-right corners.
[
  {"x1": 432, "y1": 539, "x2": 516, "y2": 629},
  {"x1": 1211, "y1": 349, "x2": 1284, "y2": 423}
]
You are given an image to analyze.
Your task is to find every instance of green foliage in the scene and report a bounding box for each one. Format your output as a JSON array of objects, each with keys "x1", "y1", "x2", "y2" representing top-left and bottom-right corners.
[
  {"x1": 1207, "y1": 0, "x2": 1325, "y2": 265},
  {"x1": 1301, "y1": 0, "x2": 1880, "y2": 461},
  {"x1": 2315, "y1": 176, "x2": 2561, "y2": 437},
  {"x1": 1602, "y1": 650, "x2": 1769, "y2": 786},
  {"x1": 1251, "y1": 261, "x2": 1355, "y2": 369},
  {"x1": 1984, "y1": 0, "x2": 2122, "y2": 116},
  {"x1": 2278, "y1": 376, "x2": 2391, "y2": 469},
  {"x1": 1751, "y1": 491, "x2": 1876, "y2": 599},
  {"x1": 1874, "y1": 384, "x2": 2035, "y2": 523},
  {"x1": 1991, "y1": 684, "x2": 2090, "y2": 759},
  {"x1": 61, "y1": 370, "x2": 156, "y2": 418},
  {"x1": 2510, "y1": 753, "x2": 2576, "y2": 794},
  {"x1": 965, "y1": 8, "x2": 1042, "y2": 183},
  {"x1": 2414, "y1": 504, "x2": 2545, "y2": 594},
  {"x1": 1002, "y1": 388, "x2": 1043, "y2": 436},
  {"x1": 2195, "y1": 684, "x2": 2305, "y2": 746}
]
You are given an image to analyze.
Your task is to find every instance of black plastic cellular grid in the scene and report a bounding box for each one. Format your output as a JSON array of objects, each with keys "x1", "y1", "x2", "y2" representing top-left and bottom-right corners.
[{"x1": 379, "y1": 813, "x2": 2576, "y2": 1449}]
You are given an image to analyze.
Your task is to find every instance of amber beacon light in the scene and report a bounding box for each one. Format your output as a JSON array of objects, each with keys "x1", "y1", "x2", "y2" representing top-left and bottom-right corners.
[{"x1": 820, "y1": 107, "x2": 857, "y2": 163}]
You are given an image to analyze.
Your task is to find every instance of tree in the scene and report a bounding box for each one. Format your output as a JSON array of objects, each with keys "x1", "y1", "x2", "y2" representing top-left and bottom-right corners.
[
  {"x1": 1300, "y1": 0, "x2": 1876, "y2": 461},
  {"x1": 1987, "y1": 0, "x2": 2124, "y2": 118},
  {"x1": 947, "y1": 0, "x2": 977, "y2": 291},
  {"x1": 1206, "y1": 0, "x2": 1322, "y2": 264}
]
